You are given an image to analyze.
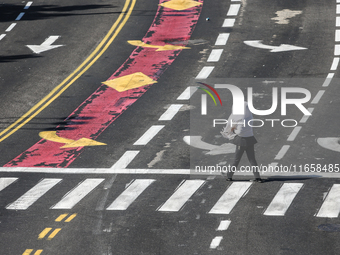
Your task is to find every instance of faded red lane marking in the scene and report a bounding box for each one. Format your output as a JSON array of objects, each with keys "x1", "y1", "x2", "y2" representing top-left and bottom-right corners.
[{"x1": 5, "y1": 0, "x2": 203, "y2": 167}]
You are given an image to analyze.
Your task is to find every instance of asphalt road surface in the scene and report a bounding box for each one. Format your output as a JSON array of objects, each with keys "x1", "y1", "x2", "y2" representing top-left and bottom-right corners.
[{"x1": 1, "y1": 0, "x2": 340, "y2": 254}]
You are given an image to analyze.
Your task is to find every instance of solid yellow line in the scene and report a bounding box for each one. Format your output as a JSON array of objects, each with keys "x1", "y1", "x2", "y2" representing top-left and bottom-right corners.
[
  {"x1": 47, "y1": 228, "x2": 61, "y2": 240},
  {"x1": 34, "y1": 250, "x2": 43, "y2": 255},
  {"x1": 0, "y1": 0, "x2": 135, "y2": 143},
  {"x1": 65, "y1": 213, "x2": 77, "y2": 222},
  {"x1": 55, "y1": 213, "x2": 68, "y2": 222},
  {"x1": 22, "y1": 249, "x2": 33, "y2": 255},
  {"x1": 38, "y1": 227, "x2": 52, "y2": 240}
]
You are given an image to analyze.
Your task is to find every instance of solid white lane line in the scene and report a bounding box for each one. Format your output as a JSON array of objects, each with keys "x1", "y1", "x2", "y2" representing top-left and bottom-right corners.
[
  {"x1": 159, "y1": 104, "x2": 183, "y2": 120},
  {"x1": 158, "y1": 180, "x2": 205, "y2": 212},
  {"x1": 15, "y1": 12, "x2": 25, "y2": 21},
  {"x1": 287, "y1": 126, "x2": 302, "y2": 141},
  {"x1": 0, "y1": 34, "x2": 6, "y2": 41},
  {"x1": 311, "y1": 90, "x2": 325, "y2": 104},
  {"x1": 51, "y1": 179, "x2": 105, "y2": 209},
  {"x1": 316, "y1": 184, "x2": 340, "y2": 218},
  {"x1": 299, "y1": 108, "x2": 314, "y2": 123},
  {"x1": 335, "y1": 45, "x2": 340, "y2": 56},
  {"x1": 133, "y1": 125, "x2": 164, "y2": 145},
  {"x1": 111, "y1": 150, "x2": 139, "y2": 169},
  {"x1": 322, "y1": 73, "x2": 334, "y2": 87},
  {"x1": 227, "y1": 4, "x2": 241, "y2": 16},
  {"x1": 274, "y1": 145, "x2": 290, "y2": 160},
  {"x1": 337, "y1": 17, "x2": 340, "y2": 27},
  {"x1": 264, "y1": 183, "x2": 303, "y2": 216},
  {"x1": 215, "y1": 33, "x2": 230, "y2": 45},
  {"x1": 209, "y1": 182, "x2": 252, "y2": 214},
  {"x1": 5, "y1": 23, "x2": 16, "y2": 32},
  {"x1": 24, "y1": 1, "x2": 33, "y2": 9},
  {"x1": 330, "y1": 57, "x2": 340, "y2": 70},
  {"x1": 6, "y1": 178, "x2": 62, "y2": 210},
  {"x1": 207, "y1": 49, "x2": 224, "y2": 62},
  {"x1": 0, "y1": 177, "x2": 18, "y2": 192},
  {"x1": 177, "y1": 86, "x2": 197, "y2": 100},
  {"x1": 222, "y1": 18, "x2": 236, "y2": 27},
  {"x1": 196, "y1": 66, "x2": 214, "y2": 79},
  {"x1": 217, "y1": 220, "x2": 231, "y2": 231},
  {"x1": 336, "y1": 30, "x2": 340, "y2": 42},
  {"x1": 106, "y1": 179, "x2": 155, "y2": 210},
  {"x1": 210, "y1": 236, "x2": 223, "y2": 249}
]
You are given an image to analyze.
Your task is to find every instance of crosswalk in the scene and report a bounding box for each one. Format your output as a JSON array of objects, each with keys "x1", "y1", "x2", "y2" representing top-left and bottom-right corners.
[{"x1": 0, "y1": 177, "x2": 340, "y2": 218}]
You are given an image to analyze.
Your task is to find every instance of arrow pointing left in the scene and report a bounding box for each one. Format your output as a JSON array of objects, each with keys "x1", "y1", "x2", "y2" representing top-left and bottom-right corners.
[{"x1": 27, "y1": 36, "x2": 64, "y2": 54}]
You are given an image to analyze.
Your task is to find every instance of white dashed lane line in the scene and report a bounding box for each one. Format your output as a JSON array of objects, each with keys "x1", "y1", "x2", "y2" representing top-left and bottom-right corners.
[
  {"x1": 196, "y1": 66, "x2": 215, "y2": 79},
  {"x1": 214, "y1": 33, "x2": 230, "y2": 45},
  {"x1": 133, "y1": 125, "x2": 165, "y2": 146},
  {"x1": 5, "y1": 23, "x2": 16, "y2": 32},
  {"x1": 1, "y1": 2, "x2": 33, "y2": 40}
]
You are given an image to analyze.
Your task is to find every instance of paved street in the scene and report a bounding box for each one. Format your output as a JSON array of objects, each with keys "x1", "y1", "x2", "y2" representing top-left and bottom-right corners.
[{"x1": 0, "y1": 0, "x2": 340, "y2": 254}]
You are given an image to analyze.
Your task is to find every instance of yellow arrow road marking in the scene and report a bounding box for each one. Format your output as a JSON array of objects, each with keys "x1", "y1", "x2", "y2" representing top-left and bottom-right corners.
[
  {"x1": 103, "y1": 72, "x2": 157, "y2": 92},
  {"x1": 128, "y1": 40, "x2": 190, "y2": 51},
  {"x1": 39, "y1": 131, "x2": 106, "y2": 148},
  {"x1": 159, "y1": 0, "x2": 202, "y2": 11}
]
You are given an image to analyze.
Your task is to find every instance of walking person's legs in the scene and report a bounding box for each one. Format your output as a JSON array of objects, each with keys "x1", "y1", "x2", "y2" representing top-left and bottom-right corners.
[
  {"x1": 245, "y1": 144, "x2": 263, "y2": 182},
  {"x1": 226, "y1": 145, "x2": 245, "y2": 180}
]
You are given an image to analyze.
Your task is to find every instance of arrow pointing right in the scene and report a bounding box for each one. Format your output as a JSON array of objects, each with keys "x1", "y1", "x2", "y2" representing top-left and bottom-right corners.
[
  {"x1": 244, "y1": 40, "x2": 307, "y2": 52},
  {"x1": 27, "y1": 36, "x2": 64, "y2": 54}
]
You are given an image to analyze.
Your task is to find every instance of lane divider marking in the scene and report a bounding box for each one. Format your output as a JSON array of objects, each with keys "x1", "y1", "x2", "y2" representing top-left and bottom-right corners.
[
  {"x1": 287, "y1": 126, "x2": 302, "y2": 142},
  {"x1": 222, "y1": 18, "x2": 236, "y2": 27},
  {"x1": 133, "y1": 125, "x2": 165, "y2": 146},
  {"x1": 177, "y1": 86, "x2": 197, "y2": 100},
  {"x1": 22, "y1": 249, "x2": 43, "y2": 255},
  {"x1": 299, "y1": 108, "x2": 314, "y2": 123},
  {"x1": 330, "y1": 57, "x2": 339, "y2": 69},
  {"x1": 15, "y1": 12, "x2": 25, "y2": 21},
  {"x1": 110, "y1": 150, "x2": 140, "y2": 169},
  {"x1": 196, "y1": 66, "x2": 215, "y2": 79},
  {"x1": 5, "y1": 23, "x2": 16, "y2": 32},
  {"x1": 227, "y1": 4, "x2": 241, "y2": 16},
  {"x1": 0, "y1": 0, "x2": 135, "y2": 143},
  {"x1": 215, "y1": 33, "x2": 230, "y2": 45},
  {"x1": 274, "y1": 145, "x2": 290, "y2": 160},
  {"x1": 207, "y1": 49, "x2": 224, "y2": 62},
  {"x1": 159, "y1": 104, "x2": 183, "y2": 121},
  {"x1": 311, "y1": 90, "x2": 325, "y2": 104}
]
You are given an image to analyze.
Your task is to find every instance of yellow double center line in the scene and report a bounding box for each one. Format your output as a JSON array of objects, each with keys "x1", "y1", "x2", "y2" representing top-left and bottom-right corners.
[{"x1": 0, "y1": 0, "x2": 136, "y2": 143}]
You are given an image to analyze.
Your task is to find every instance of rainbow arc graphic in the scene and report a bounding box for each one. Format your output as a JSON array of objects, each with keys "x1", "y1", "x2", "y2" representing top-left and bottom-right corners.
[{"x1": 197, "y1": 82, "x2": 222, "y2": 115}]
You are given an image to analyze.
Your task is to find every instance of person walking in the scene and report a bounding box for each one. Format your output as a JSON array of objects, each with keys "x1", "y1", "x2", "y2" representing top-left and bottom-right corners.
[{"x1": 221, "y1": 101, "x2": 263, "y2": 183}]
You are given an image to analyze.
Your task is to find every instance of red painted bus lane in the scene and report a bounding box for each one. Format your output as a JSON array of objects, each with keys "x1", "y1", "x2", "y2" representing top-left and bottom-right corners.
[{"x1": 5, "y1": 0, "x2": 203, "y2": 167}]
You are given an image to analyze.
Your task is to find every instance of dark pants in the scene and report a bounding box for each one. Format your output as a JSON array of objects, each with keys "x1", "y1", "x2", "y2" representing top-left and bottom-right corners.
[{"x1": 227, "y1": 144, "x2": 261, "y2": 179}]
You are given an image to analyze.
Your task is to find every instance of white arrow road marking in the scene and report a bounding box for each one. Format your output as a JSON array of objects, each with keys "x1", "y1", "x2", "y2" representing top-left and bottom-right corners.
[
  {"x1": 27, "y1": 36, "x2": 64, "y2": 54},
  {"x1": 244, "y1": 40, "x2": 307, "y2": 52},
  {"x1": 183, "y1": 136, "x2": 235, "y2": 155},
  {"x1": 317, "y1": 137, "x2": 340, "y2": 152}
]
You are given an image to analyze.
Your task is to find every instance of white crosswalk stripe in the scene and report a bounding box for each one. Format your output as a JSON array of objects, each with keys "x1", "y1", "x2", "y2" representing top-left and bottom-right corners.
[
  {"x1": 316, "y1": 184, "x2": 340, "y2": 218},
  {"x1": 1, "y1": 177, "x2": 340, "y2": 218},
  {"x1": 0, "y1": 177, "x2": 18, "y2": 192},
  {"x1": 107, "y1": 179, "x2": 155, "y2": 210},
  {"x1": 6, "y1": 178, "x2": 62, "y2": 210},
  {"x1": 209, "y1": 182, "x2": 252, "y2": 214},
  {"x1": 264, "y1": 183, "x2": 303, "y2": 216},
  {"x1": 51, "y1": 178, "x2": 105, "y2": 209},
  {"x1": 158, "y1": 180, "x2": 205, "y2": 212}
]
